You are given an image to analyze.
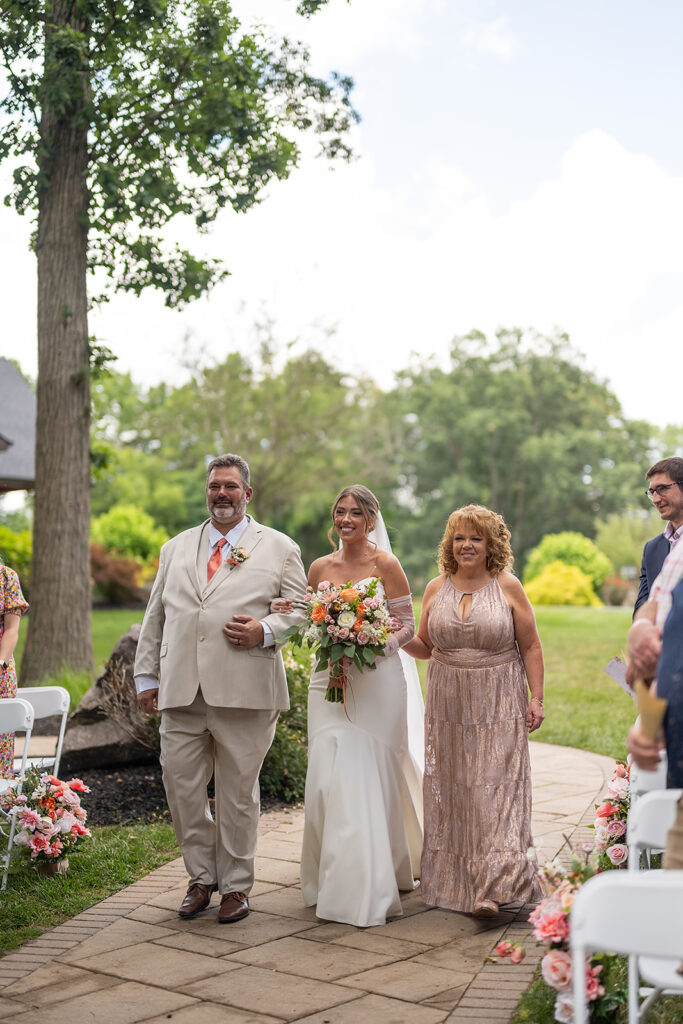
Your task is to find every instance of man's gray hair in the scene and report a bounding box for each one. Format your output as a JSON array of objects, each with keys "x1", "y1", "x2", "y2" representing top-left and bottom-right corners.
[{"x1": 206, "y1": 453, "x2": 250, "y2": 487}]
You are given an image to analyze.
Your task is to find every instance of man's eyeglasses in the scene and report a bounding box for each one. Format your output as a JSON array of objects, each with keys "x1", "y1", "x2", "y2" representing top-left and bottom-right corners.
[{"x1": 645, "y1": 482, "x2": 681, "y2": 500}]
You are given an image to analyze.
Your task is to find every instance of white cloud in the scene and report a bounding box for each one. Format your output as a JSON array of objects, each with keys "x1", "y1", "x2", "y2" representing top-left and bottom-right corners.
[
  {"x1": 462, "y1": 16, "x2": 519, "y2": 60},
  {"x1": 3, "y1": 129, "x2": 683, "y2": 429},
  {"x1": 231, "y1": 0, "x2": 445, "y2": 66}
]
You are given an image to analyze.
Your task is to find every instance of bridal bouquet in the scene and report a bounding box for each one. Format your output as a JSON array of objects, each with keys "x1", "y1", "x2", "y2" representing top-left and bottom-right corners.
[{"x1": 280, "y1": 578, "x2": 393, "y2": 702}]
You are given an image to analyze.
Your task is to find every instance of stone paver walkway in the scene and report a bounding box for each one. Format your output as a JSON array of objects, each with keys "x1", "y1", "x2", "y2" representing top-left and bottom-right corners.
[{"x1": 0, "y1": 741, "x2": 615, "y2": 1024}]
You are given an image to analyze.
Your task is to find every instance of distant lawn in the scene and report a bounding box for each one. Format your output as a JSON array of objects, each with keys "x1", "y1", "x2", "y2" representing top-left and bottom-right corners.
[
  {"x1": 14, "y1": 603, "x2": 635, "y2": 760},
  {"x1": 413, "y1": 602, "x2": 634, "y2": 762},
  {"x1": 14, "y1": 607, "x2": 144, "y2": 706}
]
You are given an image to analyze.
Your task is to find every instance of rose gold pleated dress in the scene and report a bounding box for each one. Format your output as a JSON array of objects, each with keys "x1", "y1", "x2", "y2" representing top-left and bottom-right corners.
[{"x1": 421, "y1": 575, "x2": 541, "y2": 912}]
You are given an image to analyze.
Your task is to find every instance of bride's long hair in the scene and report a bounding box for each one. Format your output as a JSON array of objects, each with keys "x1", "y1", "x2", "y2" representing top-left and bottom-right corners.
[{"x1": 327, "y1": 484, "x2": 380, "y2": 550}]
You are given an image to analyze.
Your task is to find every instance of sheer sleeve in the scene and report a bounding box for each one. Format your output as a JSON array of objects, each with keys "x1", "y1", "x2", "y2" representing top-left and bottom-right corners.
[{"x1": 384, "y1": 593, "x2": 415, "y2": 656}]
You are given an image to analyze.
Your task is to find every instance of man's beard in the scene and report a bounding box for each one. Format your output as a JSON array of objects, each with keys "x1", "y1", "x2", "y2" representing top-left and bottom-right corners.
[{"x1": 209, "y1": 500, "x2": 244, "y2": 523}]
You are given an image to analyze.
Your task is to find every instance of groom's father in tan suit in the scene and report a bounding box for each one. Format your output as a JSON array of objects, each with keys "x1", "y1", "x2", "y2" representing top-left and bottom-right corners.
[{"x1": 135, "y1": 453, "x2": 307, "y2": 923}]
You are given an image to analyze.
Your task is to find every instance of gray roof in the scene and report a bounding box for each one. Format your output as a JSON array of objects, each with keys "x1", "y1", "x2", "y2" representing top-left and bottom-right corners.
[{"x1": 0, "y1": 359, "x2": 36, "y2": 491}]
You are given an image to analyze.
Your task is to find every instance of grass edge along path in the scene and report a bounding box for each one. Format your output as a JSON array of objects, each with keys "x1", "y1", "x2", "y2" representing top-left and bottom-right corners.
[{"x1": 0, "y1": 821, "x2": 178, "y2": 957}]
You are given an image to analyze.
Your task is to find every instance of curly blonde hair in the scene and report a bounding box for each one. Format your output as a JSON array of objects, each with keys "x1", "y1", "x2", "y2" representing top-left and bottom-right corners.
[
  {"x1": 438, "y1": 504, "x2": 513, "y2": 576},
  {"x1": 327, "y1": 484, "x2": 380, "y2": 550}
]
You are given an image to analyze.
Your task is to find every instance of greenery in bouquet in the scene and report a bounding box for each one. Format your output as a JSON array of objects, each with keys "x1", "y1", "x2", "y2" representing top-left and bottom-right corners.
[
  {"x1": 4, "y1": 767, "x2": 91, "y2": 867},
  {"x1": 280, "y1": 577, "x2": 393, "y2": 702}
]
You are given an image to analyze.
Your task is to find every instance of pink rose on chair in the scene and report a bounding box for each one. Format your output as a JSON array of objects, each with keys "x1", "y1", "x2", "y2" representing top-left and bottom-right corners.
[
  {"x1": 29, "y1": 833, "x2": 51, "y2": 857},
  {"x1": 554, "y1": 993, "x2": 574, "y2": 1024},
  {"x1": 18, "y1": 808, "x2": 42, "y2": 832},
  {"x1": 585, "y1": 962, "x2": 605, "y2": 1001},
  {"x1": 541, "y1": 948, "x2": 572, "y2": 991},
  {"x1": 606, "y1": 844, "x2": 627, "y2": 866},
  {"x1": 529, "y1": 898, "x2": 570, "y2": 945},
  {"x1": 607, "y1": 819, "x2": 626, "y2": 838}
]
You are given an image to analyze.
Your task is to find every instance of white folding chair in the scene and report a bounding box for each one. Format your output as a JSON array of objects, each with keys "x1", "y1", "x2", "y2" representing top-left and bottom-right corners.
[
  {"x1": 12, "y1": 685, "x2": 70, "y2": 779},
  {"x1": 571, "y1": 871, "x2": 683, "y2": 1024},
  {"x1": 628, "y1": 789, "x2": 682, "y2": 872},
  {"x1": 628, "y1": 754, "x2": 668, "y2": 867},
  {"x1": 626, "y1": 788, "x2": 683, "y2": 1020},
  {"x1": 0, "y1": 697, "x2": 35, "y2": 891}
]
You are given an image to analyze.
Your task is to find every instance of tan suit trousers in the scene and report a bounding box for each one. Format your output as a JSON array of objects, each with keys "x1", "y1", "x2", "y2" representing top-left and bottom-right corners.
[{"x1": 160, "y1": 687, "x2": 278, "y2": 894}]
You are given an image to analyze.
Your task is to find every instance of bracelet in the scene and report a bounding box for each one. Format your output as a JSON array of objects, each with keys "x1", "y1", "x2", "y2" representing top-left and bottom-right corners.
[{"x1": 530, "y1": 696, "x2": 544, "y2": 707}]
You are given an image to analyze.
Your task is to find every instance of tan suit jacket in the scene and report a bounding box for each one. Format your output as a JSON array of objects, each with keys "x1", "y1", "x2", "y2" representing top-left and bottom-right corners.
[{"x1": 135, "y1": 518, "x2": 307, "y2": 711}]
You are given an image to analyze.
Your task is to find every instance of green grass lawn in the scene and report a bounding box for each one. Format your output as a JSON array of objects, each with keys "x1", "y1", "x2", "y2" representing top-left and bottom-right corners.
[
  {"x1": 0, "y1": 822, "x2": 179, "y2": 956},
  {"x1": 13, "y1": 607, "x2": 145, "y2": 706}
]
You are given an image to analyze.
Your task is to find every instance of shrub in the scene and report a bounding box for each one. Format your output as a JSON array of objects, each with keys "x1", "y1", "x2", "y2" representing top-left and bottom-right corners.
[
  {"x1": 90, "y1": 544, "x2": 145, "y2": 605},
  {"x1": 523, "y1": 531, "x2": 611, "y2": 589},
  {"x1": 600, "y1": 576, "x2": 634, "y2": 607},
  {"x1": 524, "y1": 561, "x2": 603, "y2": 607},
  {"x1": 91, "y1": 504, "x2": 168, "y2": 562},
  {"x1": 259, "y1": 649, "x2": 310, "y2": 803},
  {"x1": 0, "y1": 526, "x2": 32, "y2": 597}
]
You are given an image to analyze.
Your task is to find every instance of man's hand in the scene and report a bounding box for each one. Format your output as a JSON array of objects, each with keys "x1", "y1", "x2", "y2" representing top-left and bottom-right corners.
[
  {"x1": 626, "y1": 619, "x2": 662, "y2": 685},
  {"x1": 223, "y1": 615, "x2": 264, "y2": 650},
  {"x1": 138, "y1": 688, "x2": 159, "y2": 716},
  {"x1": 627, "y1": 722, "x2": 664, "y2": 771}
]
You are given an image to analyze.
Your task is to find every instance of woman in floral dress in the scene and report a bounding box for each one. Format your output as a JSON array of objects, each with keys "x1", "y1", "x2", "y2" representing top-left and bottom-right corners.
[{"x1": 0, "y1": 564, "x2": 29, "y2": 778}]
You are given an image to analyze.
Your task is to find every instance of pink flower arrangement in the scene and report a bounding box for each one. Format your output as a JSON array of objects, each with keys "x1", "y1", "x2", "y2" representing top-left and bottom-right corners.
[
  {"x1": 498, "y1": 763, "x2": 630, "y2": 1021},
  {"x1": 4, "y1": 767, "x2": 92, "y2": 869},
  {"x1": 591, "y1": 761, "x2": 630, "y2": 871}
]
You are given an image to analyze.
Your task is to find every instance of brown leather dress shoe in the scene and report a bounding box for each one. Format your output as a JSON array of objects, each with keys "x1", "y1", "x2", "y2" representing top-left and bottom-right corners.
[
  {"x1": 178, "y1": 882, "x2": 217, "y2": 919},
  {"x1": 218, "y1": 891, "x2": 249, "y2": 923}
]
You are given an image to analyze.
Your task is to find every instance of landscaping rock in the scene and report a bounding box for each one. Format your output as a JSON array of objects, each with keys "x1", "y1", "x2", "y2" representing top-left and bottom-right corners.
[{"x1": 61, "y1": 624, "x2": 159, "y2": 772}]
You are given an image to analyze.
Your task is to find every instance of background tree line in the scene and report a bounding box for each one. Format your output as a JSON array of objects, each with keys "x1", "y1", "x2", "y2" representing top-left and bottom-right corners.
[{"x1": 4, "y1": 325, "x2": 669, "y2": 601}]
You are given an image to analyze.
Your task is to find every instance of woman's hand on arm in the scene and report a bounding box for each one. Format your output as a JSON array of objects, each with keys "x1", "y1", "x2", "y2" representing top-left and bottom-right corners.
[
  {"x1": 403, "y1": 577, "x2": 441, "y2": 660},
  {"x1": 500, "y1": 574, "x2": 545, "y2": 732}
]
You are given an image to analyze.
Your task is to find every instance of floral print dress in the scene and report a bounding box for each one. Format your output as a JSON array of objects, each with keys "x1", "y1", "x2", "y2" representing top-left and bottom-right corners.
[{"x1": 1, "y1": 565, "x2": 29, "y2": 778}]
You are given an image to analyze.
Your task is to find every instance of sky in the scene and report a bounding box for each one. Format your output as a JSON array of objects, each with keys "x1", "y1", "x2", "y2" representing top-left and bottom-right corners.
[{"x1": 2, "y1": 0, "x2": 683, "y2": 427}]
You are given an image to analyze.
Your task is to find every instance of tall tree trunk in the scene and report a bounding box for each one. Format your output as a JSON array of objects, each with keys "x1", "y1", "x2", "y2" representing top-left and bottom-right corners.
[{"x1": 20, "y1": 2, "x2": 93, "y2": 684}]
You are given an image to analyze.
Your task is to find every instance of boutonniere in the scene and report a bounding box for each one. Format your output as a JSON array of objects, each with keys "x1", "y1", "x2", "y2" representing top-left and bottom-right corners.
[{"x1": 227, "y1": 547, "x2": 249, "y2": 567}]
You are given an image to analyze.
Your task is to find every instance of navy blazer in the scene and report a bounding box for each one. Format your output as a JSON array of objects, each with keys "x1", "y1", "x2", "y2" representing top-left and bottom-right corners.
[
  {"x1": 634, "y1": 533, "x2": 670, "y2": 614},
  {"x1": 657, "y1": 577, "x2": 683, "y2": 787}
]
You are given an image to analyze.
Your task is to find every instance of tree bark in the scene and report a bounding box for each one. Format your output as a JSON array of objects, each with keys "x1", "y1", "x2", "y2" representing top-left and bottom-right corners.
[{"x1": 20, "y1": 2, "x2": 93, "y2": 683}]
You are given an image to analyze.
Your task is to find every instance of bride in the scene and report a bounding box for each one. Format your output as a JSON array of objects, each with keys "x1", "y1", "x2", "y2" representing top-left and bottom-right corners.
[{"x1": 297, "y1": 485, "x2": 424, "y2": 927}]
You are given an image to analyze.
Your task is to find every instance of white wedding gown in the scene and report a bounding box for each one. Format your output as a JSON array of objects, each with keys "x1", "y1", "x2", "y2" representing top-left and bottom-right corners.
[{"x1": 300, "y1": 579, "x2": 423, "y2": 927}]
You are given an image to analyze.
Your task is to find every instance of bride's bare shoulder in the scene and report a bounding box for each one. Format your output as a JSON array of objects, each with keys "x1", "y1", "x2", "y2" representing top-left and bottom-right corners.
[{"x1": 308, "y1": 553, "x2": 337, "y2": 587}]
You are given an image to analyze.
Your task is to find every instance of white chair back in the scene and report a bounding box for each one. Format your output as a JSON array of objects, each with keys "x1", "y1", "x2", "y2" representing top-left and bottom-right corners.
[
  {"x1": 628, "y1": 789, "x2": 682, "y2": 871},
  {"x1": 12, "y1": 685, "x2": 70, "y2": 779},
  {"x1": 571, "y1": 871, "x2": 683, "y2": 1024},
  {"x1": 0, "y1": 697, "x2": 35, "y2": 890}
]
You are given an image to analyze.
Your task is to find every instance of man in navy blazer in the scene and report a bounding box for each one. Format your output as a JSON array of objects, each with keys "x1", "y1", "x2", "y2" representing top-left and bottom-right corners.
[{"x1": 634, "y1": 456, "x2": 683, "y2": 614}]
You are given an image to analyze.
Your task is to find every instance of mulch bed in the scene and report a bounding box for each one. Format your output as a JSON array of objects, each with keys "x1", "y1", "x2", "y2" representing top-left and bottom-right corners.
[{"x1": 74, "y1": 762, "x2": 283, "y2": 827}]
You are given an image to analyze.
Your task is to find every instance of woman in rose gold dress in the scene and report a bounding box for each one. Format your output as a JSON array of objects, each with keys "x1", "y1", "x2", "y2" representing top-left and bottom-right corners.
[{"x1": 405, "y1": 505, "x2": 544, "y2": 918}]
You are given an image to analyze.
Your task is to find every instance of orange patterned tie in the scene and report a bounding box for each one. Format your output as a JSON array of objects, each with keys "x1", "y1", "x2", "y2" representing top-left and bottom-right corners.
[{"x1": 207, "y1": 537, "x2": 227, "y2": 582}]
